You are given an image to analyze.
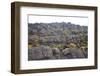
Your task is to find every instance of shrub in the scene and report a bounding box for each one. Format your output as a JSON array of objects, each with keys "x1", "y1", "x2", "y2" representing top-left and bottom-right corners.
[{"x1": 68, "y1": 43, "x2": 77, "y2": 48}]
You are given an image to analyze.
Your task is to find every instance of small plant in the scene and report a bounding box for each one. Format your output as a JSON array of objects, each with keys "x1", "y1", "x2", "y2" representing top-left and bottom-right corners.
[
  {"x1": 51, "y1": 44, "x2": 64, "y2": 49},
  {"x1": 67, "y1": 43, "x2": 77, "y2": 48},
  {"x1": 28, "y1": 44, "x2": 32, "y2": 49}
]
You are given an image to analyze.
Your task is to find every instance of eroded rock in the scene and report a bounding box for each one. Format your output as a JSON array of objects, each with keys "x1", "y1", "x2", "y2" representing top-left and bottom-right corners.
[
  {"x1": 28, "y1": 45, "x2": 53, "y2": 60},
  {"x1": 62, "y1": 48, "x2": 86, "y2": 59}
]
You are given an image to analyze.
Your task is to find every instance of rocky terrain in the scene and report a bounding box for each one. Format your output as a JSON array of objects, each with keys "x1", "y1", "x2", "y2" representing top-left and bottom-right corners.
[{"x1": 28, "y1": 22, "x2": 88, "y2": 60}]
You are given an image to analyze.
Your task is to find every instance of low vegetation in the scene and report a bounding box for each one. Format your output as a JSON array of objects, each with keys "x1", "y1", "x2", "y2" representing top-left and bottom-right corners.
[{"x1": 28, "y1": 22, "x2": 88, "y2": 60}]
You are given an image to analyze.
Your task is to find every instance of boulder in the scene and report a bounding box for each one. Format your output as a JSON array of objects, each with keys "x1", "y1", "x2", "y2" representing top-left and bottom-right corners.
[
  {"x1": 52, "y1": 48, "x2": 61, "y2": 59},
  {"x1": 28, "y1": 47, "x2": 44, "y2": 60},
  {"x1": 81, "y1": 47, "x2": 88, "y2": 58},
  {"x1": 62, "y1": 48, "x2": 86, "y2": 59},
  {"x1": 40, "y1": 45, "x2": 53, "y2": 59},
  {"x1": 28, "y1": 45, "x2": 53, "y2": 60},
  {"x1": 52, "y1": 48, "x2": 60, "y2": 54}
]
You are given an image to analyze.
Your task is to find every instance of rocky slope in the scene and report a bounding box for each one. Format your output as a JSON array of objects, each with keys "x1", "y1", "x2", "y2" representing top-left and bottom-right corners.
[{"x1": 28, "y1": 22, "x2": 88, "y2": 60}]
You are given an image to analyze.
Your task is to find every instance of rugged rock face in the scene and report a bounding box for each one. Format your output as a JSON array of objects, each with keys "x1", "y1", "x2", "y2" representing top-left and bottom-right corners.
[
  {"x1": 28, "y1": 22, "x2": 88, "y2": 48},
  {"x1": 28, "y1": 45, "x2": 53, "y2": 60},
  {"x1": 28, "y1": 22, "x2": 88, "y2": 60},
  {"x1": 62, "y1": 48, "x2": 86, "y2": 59},
  {"x1": 52, "y1": 48, "x2": 61, "y2": 59},
  {"x1": 28, "y1": 46, "x2": 87, "y2": 60}
]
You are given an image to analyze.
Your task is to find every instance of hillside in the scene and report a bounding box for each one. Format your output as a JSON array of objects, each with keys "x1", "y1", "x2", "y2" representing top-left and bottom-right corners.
[{"x1": 28, "y1": 22, "x2": 88, "y2": 60}]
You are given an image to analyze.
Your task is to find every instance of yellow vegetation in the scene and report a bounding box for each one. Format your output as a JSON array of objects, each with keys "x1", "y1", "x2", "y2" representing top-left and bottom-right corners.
[
  {"x1": 68, "y1": 43, "x2": 77, "y2": 48},
  {"x1": 28, "y1": 44, "x2": 32, "y2": 49}
]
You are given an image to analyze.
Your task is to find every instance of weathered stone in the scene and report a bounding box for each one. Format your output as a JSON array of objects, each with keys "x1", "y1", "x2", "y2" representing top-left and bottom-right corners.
[
  {"x1": 52, "y1": 48, "x2": 60, "y2": 54},
  {"x1": 28, "y1": 47, "x2": 44, "y2": 60},
  {"x1": 62, "y1": 48, "x2": 85, "y2": 59},
  {"x1": 81, "y1": 48, "x2": 88, "y2": 58},
  {"x1": 52, "y1": 48, "x2": 61, "y2": 59},
  {"x1": 40, "y1": 45, "x2": 53, "y2": 59},
  {"x1": 28, "y1": 45, "x2": 53, "y2": 60}
]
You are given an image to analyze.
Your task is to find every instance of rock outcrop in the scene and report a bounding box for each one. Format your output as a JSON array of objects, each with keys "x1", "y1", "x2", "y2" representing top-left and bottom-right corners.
[
  {"x1": 62, "y1": 48, "x2": 86, "y2": 59},
  {"x1": 28, "y1": 45, "x2": 53, "y2": 60},
  {"x1": 28, "y1": 46, "x2": 87, "y2": 60}
]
